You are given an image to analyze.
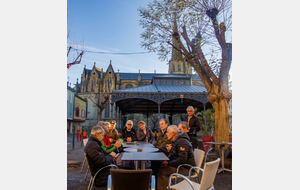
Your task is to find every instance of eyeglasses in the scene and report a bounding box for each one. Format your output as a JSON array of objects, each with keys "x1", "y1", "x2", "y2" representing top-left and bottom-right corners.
[{"x1": 127, "y1": 124, "x2": 133, "y2": 126}]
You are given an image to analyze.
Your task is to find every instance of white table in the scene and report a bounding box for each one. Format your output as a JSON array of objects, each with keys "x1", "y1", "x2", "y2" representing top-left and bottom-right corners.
[{"x1": 207, "y1": 142, "x2": 232, "y2": 173}]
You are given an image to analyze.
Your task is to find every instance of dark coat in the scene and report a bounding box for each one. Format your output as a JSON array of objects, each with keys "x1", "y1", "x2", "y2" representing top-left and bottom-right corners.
[
  {"x1": 153, "y1": 129, "x2": 171, "y2": 149},
  {"x1": 168, "y1": 132, "x2": 196, "y2": 168},
  {"x1": 84, "y1": 136, "x2": 114, "y2": 187},
  {"x1": 184, "y1": 115, "x2": 201, "y2": 135},
  {"x1": 121, "y1": 127, "x2": 137, "y2": 141},
  {"x1": 188, "y1": 133, "x2": 198, "y2": 150},
  {"x1": 136, "y1": 126, "x2": 154, "y2": 143}
]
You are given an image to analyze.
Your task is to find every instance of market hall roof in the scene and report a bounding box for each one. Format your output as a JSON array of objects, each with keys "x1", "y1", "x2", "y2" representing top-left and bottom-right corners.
[{"x1": 111, "y1": 84, "x2": 210, "y2": 114}]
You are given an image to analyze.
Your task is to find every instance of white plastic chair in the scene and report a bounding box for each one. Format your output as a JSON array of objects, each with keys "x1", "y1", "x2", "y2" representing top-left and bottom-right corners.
[
  {"x1": 80, "y1": 138, "x2": 89, "y2": 180},
  {"x1": 168, "y1": 158, "x2": 220, "y2": 190},
  {"x1": 173, "y1": 149, "x2": 205, "y2": 183}
]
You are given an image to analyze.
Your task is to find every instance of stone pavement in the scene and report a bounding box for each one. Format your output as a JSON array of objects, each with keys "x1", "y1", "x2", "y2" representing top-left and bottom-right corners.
[{"x1": 67, "y1": 133, "x2": 232, "y2": 190}]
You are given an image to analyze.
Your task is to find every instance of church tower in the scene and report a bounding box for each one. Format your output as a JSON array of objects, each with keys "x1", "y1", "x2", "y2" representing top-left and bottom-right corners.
[{"x1": 168, "y1": 20, "x2": 193, "y2": 75}]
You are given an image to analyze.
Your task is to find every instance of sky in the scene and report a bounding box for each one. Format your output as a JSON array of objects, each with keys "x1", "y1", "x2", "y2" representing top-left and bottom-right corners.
[{"x1": 67, "y1": 0, "x2": 171, "y2": 87}]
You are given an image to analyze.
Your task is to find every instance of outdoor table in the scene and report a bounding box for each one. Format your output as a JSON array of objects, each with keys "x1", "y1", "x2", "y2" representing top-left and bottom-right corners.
[
  {"x1": 122, "y1": 141, "x2": 155, "y2": 148},
  {"x1": 123, "y1": 147, "x2": 159, "y2": 153},
  {"x1": 207, "y1": 142, "x2": 232, "y2": 173},
  {"x1": 122, "y1": 152, "x2": 169, "y2": 170}
]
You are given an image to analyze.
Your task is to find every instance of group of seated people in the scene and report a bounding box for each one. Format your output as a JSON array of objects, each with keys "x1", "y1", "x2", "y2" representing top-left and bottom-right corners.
[{"x1": 84, "y1": 118, "x2": 200, "y2": 190}]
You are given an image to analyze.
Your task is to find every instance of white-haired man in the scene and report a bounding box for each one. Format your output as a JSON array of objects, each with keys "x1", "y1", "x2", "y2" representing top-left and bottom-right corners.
[
  {"x1": 184, "y1": 106, "x2": 201, "y2": 136},
  {"x1": 84, "y1": 125, "x2": 116, "y2": 188},
  {"x1": 157, "y1": 125, "x2": 195, "y2": 190}
]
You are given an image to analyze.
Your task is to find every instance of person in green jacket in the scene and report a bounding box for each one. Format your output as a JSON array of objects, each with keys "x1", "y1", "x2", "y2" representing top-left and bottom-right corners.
[{"x1": 97, "y1": 121, "x2": 121, "y2": 154}]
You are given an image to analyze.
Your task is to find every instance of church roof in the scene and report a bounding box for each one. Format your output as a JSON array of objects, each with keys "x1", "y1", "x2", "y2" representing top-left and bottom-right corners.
[
  {"x1": 118, "y1": 73, "x2": 202, "y2": 80},
  {"x1": 113, "y1": 84, "x2": 207, "y2": 93}
]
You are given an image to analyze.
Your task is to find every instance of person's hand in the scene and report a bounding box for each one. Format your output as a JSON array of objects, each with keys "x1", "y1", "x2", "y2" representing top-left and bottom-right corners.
[
  {"x1": 109, "y1": 138, "x2": 113, "y2": 143},
  {"x1": 127, "y1": 137, "x2": 132, "y2": 142},
  {"x1": 114, "y1": 140, "x2": 121, "y2": 148},
  {"x1": 161, "y1": 161, "x2": 168, "y2": 167},
  {"x1": 110, "y1": 152, "x2": 116, "y2": 157},
  {"x1": 166, "y1": 144, "x2": 172, "y2": 151}
]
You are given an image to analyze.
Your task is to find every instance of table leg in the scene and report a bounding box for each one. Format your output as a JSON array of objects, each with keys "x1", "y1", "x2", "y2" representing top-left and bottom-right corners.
[
  {"x1": 134, "y1": 161, "x2": 139, "y2": 170},
  {"x1": 141, "y1": 161, "x2": 146, "y2": 170},
  {"x1": 217, "y1": 146, "x2": 232, "y2": 173}
]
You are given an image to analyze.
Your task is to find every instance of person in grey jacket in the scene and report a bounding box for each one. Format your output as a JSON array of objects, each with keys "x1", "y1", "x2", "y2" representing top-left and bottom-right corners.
[{"x1": 136, "y1": 121, "x2": 154, "y2": 143}]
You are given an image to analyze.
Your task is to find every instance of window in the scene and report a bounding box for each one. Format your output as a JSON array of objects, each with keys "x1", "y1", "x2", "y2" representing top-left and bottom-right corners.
[
  {"x1": 173, "y1": 79, "x2": 178, "y2": 85},
  {"x1": 155, "y1": 79, "x2": 160, "y2": 85},
  {"x1": 173, "y1": 65, "x2": 175, "y2": 71},
  {"x1": 81, "y1": 110, "x2": 85, "y2": 118},
  {"x1": 185, "y1": 79, "x2": 190, "y2": 85},
  {"x1": 167, "y1": 79, "x2": 172, "y2": 85},
  {"x1": 179, "y1": 79, "x2": 184, "y2": 85},
  {"x1": 105, "y1": 102, "x2": 110, "y2": 118},
  {"x1": 75, "y1": 107, "x2": 80, "y2": 117},
  {"x1": 160, "y1": 79, "x2": 166, "y2": 85},
  {"x1": 70, "y1": 104, "x2": 73, "y2": 115},
  {"x1": 126, "y1": 84, "x2": 133, "y2": 88},
  {"x1": 178, "y1": 65, "x2": 181, "y2": 71}
]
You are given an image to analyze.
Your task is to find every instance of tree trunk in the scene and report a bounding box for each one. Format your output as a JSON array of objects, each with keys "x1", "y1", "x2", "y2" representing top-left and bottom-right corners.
[{"x1": 213, "y1": 98, "x2": 229, "y2": 143}]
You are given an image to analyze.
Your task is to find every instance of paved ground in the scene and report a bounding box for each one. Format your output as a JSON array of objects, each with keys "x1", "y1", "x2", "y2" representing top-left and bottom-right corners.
[{"x1": 67, "y1": 133, "x2": 232, "y2": 190}]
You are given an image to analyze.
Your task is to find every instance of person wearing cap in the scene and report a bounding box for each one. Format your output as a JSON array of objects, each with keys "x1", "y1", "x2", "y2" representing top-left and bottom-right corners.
[{"x1": 108, "y1": 120, "x2": 119, "y2": 143}]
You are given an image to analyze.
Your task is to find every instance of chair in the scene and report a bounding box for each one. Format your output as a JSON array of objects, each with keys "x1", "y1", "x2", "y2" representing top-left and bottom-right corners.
[
  {"x1": 107, "y1": 169, "x2": 155, "y2": 190},
  {"x1": 84, "y1": 152, "x2": 118, "y2": 190},
  {"x1": 168, "y1": 158, "x2": 221, "y2": 190},
  {"x1": 80, "y1": 138, "x2": 89, "y2": 180},
  {"x1": 173, "y1": 149, "x2": 205, "y2": 183},
  {"x1": 203, "y1": 143, "x2": 220, "y2": 165}
]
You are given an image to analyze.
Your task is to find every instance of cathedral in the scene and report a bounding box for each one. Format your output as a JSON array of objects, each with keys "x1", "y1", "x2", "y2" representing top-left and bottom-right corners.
[{"x1": 72, "y1": 47, "x2": 206, "y2": 131}]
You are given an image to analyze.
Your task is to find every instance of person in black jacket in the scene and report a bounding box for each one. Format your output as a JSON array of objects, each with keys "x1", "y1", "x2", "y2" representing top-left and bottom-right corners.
[
  {"x1": 184, "y1": 106, "x2": 201, "y2": 137},
  {"x1": 178, "y1": 121, "x2": 198, "y2": 150},
  {"x1": 121, "y1": 120, "x2": 137, "y2": 142},
  {"x1": 84, "y1": 125, "x2": 116, "y2": 187},
  {"x1": 157, "y1": 125, "x2": 196, "y2": 190},
  {"x1": 136, "y1": 120, "x2": 154, "y2": 143}
]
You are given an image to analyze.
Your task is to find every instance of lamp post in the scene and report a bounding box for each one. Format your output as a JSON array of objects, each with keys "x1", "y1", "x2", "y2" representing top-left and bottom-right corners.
[{"x1": 180, "y1": 94, "x2": 184, "y2": 104}]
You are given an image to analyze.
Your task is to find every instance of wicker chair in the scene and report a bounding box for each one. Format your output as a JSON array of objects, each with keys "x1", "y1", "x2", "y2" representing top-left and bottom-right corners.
[{"x1": 107, "y1": 169, "x2": 155, "y2": 190}]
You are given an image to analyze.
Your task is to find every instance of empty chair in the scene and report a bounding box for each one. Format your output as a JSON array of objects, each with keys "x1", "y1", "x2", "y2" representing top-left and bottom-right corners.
[
  {"x1": 80, "y1": 138, "x2": 90, "y2": 180},
  {"x1": 107, "y1": 169, "x2": 155, "y2": 190},
  {"x1": 84, "y1": 152, "x2": 118, "y2": 190},
  {"x1": 173, "y1": 149, "x2": 205, "y2": 183},
  {"x1": 168, "y1": 158, "x2": 220, "y2": 190}
]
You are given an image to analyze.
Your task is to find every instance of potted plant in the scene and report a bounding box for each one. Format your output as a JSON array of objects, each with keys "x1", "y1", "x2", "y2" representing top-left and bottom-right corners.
[{"x1": 197, "y1": 108, "x2": 215, "y2": 152}]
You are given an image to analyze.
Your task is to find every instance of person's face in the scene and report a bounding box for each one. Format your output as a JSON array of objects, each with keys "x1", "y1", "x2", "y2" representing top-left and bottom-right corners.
[
  {"x1": 139, "y1": 124, "x2": 145, "y2": 130},
  {"x1": 95, "y1": 131, "x2": 105, "y2": 141},
  {"x1": 187, "y1": 108, "x2": 194, "y2": 116},
  {"x1": 178, "y1": 124, "x2": 188, "y2": 133},
  {"x1": 126, "y1": 122, "x2": 133, "y2": 129},
  {"x1": 159, "y1": 120, "x2": 168, "y2": 131},
  {"x1": 104, "y1": 126, "x2": 109, "y2": 133},
  {"x1": 166, "y1": 128, "x2": 175, "y2": 140},
  {"x1": 109, "y1": 123, "x2": 114, "y2": 130}
]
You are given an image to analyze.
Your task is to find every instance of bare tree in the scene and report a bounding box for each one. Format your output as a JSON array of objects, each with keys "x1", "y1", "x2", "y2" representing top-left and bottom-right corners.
[
  {"x1": 67, "y1": 23, "x2": 84, "y2": 69},
  {"x1": 87, "y1": 92, "x2": 111, "y2": 122},
  {"x1": 139, "y1": 0, "x2": 232, "y2": 142}
]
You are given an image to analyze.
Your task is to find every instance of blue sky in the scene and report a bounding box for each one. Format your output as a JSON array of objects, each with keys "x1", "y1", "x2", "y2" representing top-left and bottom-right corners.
[{"x1": 67, "y1": 0, "x2": 170, "y2": 87}]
